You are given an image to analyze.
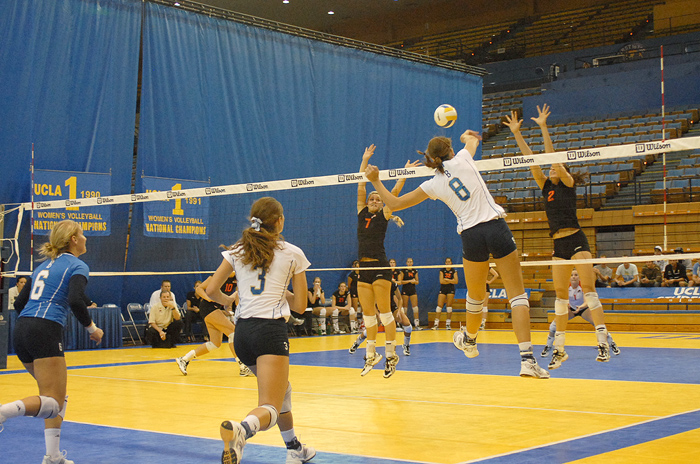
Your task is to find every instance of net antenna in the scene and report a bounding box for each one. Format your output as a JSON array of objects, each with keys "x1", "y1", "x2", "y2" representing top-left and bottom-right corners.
[
  {"x1": 660, "y1": 45, "x2": 668, "y2": 252},
  {"x1": 30, "y1": 143, "x2": 35, "y2": 272}
]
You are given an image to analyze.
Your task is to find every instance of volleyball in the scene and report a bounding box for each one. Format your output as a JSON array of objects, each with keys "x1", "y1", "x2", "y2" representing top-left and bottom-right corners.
[{"x1": 434, "y1": 104, "x2": 457, "y2": 128}]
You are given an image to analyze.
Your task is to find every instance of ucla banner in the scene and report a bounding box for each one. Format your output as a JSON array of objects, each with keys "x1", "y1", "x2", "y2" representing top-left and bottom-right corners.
[
  {"x1": 455, "y1": 288, "x2": 534, "y2": 300},
  {"x1": 33, "y1": 170, "x2": 111, "y2": 236},
  {"x1": 142, "y1": 176, "x2": 209, "y2": 239},
  {"x1": 597, "y1": 287, "x2": 700, "y2": 301}
]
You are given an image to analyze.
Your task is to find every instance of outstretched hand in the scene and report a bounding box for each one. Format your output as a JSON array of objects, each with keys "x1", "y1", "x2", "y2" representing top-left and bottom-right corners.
[
  {"x1": 530, "y1": 104, "x2": 551, "y2": 126},
  {"x1": 362, "y1": 144, "x2": 376, "y2": 162},
  {"x1": 404, "y1": 159, "x2": 422, "y2": 169},
  {"x1": 503, "y1": 111, "x2": 522, "y2": 133},
  {"x1": 365, "y1": 164, "x2": 380, "y2": 182}
]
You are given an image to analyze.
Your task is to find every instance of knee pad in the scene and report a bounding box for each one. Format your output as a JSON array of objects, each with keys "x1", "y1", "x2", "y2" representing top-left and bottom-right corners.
[
  {"x1": 447, "y1": 307, "x2": 452, "y2": 314},
  {"x1": 379, "y1": 312, "x2": 395, "y2": 326},
  {"x1": 205, "y1": 341, "x2": 219, "y2": 352},
  {"x1": 435, "y1": 307, "x2": 442, "y2": 313},
  {"x1": 584, "y1": 292, "x2": 602, "y2": 311},
  {"x1": 466, "y1": 295, "x2": 484, "y2": 315},
  {"x1": 403, "y1": 324, "x2": 412, "y2": 335},
  {"x1": 259, "y1": 404, "x2": 279, "y2": 431},
  {"x1": 281, "y1": 383, "x2": 292, "y2": 414},
  {"x1": 509, "y1": 292, "x2": 530, "y2": 310},
  {"x1": 58, "y1": 396, "x2": 68, "y2": 419},
  {"x1": 364, "y1": 314, "x2": 377, "y2": 328},
  {"x1": 555, "y1": 298, "x2": 569, "y2": 316},
  {"x1": 349, "y1": 308, "x2": 356, "y2": 317},
  {"x1": 319, "y1": 308, "x2": 326, "y2": 317},
  {"x1": 36, "y1": 396, "x2": 60, "y2": 419},
  {"x1": 227, "y1": 333, "x2": 235, "y2": 344},
  {"x1": 332, "y1": 309, "x2": 339, "y2": 317}
]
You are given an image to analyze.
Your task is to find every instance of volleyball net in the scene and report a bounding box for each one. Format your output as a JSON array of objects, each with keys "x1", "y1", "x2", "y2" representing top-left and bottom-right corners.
[{"x1": 2, "y1": 136, "x2": 700, "y2": 308}]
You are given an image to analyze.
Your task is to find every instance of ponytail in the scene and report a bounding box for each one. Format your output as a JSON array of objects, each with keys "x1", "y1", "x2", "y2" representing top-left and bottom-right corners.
[{"x1": 227, "y1": 197, "x2": 284, "y2": 270}]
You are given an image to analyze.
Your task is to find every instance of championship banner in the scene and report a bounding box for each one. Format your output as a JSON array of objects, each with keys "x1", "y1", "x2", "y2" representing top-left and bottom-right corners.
[
  {"x1": 32, "y1": 170, "x2": 111, "y2": 236},
  {"x1": 141, "y1": 176, "x2": 209, "y2": 239}
]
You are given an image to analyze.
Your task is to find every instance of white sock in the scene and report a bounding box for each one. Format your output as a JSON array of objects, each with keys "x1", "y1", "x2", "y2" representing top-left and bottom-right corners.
[
  {"x1": 0, "y1": 400, "x2": 27, "y2": 419},
  {"x1": 366, "y1": 340, "x2": 376, "y2": 356},
  {"x1": 280, "y1": 427, "x2": 296, "y2": 443},
  {"x1": 45, "y1": 428, "x2": 61, "y2": 459},
  {"x1": 595, "y1": 325, "x2": 609, "y2": 345},
  {"x1": 242, "y1": 414, "x2": 261, "y2": 438},
  {"x1": 414, "y1": 318, "x2": 420, "y2": 327},
  {"x1": 385, "y1": 340, "x2": 396, "y2": 356},
  {"x1": 554, "y1": 331, "x2": 565, "y2": 350},
  {"x1": 183, "y1": 350, "x2": 196, "y2": 362}
]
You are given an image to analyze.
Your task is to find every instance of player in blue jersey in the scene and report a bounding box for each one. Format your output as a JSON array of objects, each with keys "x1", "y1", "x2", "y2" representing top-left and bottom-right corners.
[{"x1": 0, "y1": 220, "x2": 104, "y2": 464}]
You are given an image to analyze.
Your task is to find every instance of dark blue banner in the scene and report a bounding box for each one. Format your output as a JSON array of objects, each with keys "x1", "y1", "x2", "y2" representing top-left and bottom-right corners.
[
  {"x1": 142, "y1": 176, "x2": 209, "y2": 239},
  {"x1": 33, "y1": 170, "x2": 111, "y2": 236}
]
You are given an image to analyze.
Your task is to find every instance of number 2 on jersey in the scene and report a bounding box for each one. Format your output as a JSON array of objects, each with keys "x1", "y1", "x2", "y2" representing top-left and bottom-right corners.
[
  {"x1": 449, "y1": 178, "x2": 471, "y2": 201},
  {"x1": 250, "y1": 267, "x2": 267, "y2": 295}
]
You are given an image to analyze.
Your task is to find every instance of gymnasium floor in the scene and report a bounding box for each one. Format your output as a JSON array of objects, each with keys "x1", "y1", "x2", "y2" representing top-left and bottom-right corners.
[{"x1": 1, "y1": 329, "x2": 699, "y2": 463}]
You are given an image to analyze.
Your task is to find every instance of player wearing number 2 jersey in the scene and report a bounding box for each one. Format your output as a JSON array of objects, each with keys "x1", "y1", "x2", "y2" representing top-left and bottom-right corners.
[
  {"x1": 365, "y1": 130, "x2": 549, "y2": 379},
  {"x1": 205, "y1": 197, "x2": 315, "y2": 464},
  {"x1": 1, "y1": 220, "x2": 104, "y2": 464}
]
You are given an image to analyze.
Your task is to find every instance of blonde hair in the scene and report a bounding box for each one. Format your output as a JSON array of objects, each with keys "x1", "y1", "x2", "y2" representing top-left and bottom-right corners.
[{"x1": 39, "y1": 220, "x2": 82, "y2": 261}]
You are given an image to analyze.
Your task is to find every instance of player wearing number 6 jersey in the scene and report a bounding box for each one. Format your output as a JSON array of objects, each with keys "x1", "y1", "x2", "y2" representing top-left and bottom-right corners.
[
  {"x1": 365, "y1": 130, "x2": 549, "y2": 379},
  {"x1": 206, "y1": 197, "x2": 315, "y2": 464},
  {"x1": 0, "y1": 220, "x2": 104, "y2": 464}
]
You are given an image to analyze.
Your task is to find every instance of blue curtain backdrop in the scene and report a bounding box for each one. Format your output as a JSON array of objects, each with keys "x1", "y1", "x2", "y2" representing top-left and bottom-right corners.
[
  {"x1": 0, "y1": 0, "x2": 142, "y2": 305},
  {"x1": 128, "y1": 3, "x2": 483, "y2": 316}
]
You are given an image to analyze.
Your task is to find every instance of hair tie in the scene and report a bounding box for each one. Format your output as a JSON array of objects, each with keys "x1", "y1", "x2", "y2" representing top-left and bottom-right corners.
[{"x1": 250, "y1": 217, "x2": 262, "y2": 231}]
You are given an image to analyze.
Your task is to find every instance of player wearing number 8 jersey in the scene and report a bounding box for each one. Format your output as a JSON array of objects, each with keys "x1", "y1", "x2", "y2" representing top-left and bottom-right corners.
[
  {"x1": 206, "y1": 197, "x2": 315, "y2": 464},
  {"x1": 365, "y1": 130, "x2": 549, "y2": 379},
  {"x1": 0, "y1": 220, "x2": 104, "y2": 464}
]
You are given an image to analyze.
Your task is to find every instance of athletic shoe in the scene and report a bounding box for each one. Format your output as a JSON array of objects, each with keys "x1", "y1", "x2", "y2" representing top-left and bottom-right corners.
[
  {"x1": 238, "y1": 362, "x2": 254, "y2": 377},
  {"x1": 395, "y1": 326, "x2": 403, "y2": 332},
  {"x1": 360, "y1": 352, "x2": 383, "y2": 376},
  {"x1": 519, "y1": 358, "x2": 550, "y2": 379},
  {"x1": 610, "y1": 341, "x2": 621, "y2": 355},
  {"x1": 286, "y1": 443, "x2": 316, "y2": 464},
  {"x1": 414, "y1": 325, "x2": 423, "y2": 331},
  {"x1": 175, "y1": 356, "x2": 189, "y2": 376},
  {"x1": 220, "y1": 420, "x2": 246, "y2": 464},
  {"x1": 445, "y1": 321, "x2": 451, "y2": 330},
  {"x1": 383, "y1": 355, "x2": 399, "y2": 378},
  {"x1": 291, "y1": 316, "x2": 305, "y2": 326},
  {"x1": 41, "y1": 452, "x2": 74, "y2": 464},
  {"x1": 453, "y1": 329, "x2": 479, "y2": 358},
  {"x1": 403, "y1": 344, "x2": 410, "y2": 356},
  {"x1": 547, "y1": 349, "x2": 569, "y2": 370},
  {"x1": 351, "y1": 328, "x2": 359, "y2": 334},
  {"x1": 479, "y1": 321, "x2": 486, "y2": 330},
  {"x1": 349, "y1": 343, "x2": 359, "y2": 354},
  {"x1": 541, "y1": 345, "x2": 551, "y2": 357},
  {"x1": 596, "y1": 343, "x2": 611, "y2": 362},
  {"x1": 320, "y1": 330, "x2": 327, "y2": 336},
  {"x1": 432, "y1": 320, "x2": 439, "y2": 330}
]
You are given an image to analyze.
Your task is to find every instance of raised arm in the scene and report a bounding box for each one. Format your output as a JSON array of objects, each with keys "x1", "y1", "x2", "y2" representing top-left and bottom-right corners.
[
  {"x1": 357, "y1": 144, "x2": 376, "y2": 214},
  {"x1": 504, "y1": 110, "x2": 547, "y2": 189},
  {"x1": 532, "y1": 104, "x2": 574, "y2": 188},
  {"x1": 365, "y1": 164, "x2": 429, "y2": 212},
  {"x1": 383, "y1": 159, "x2": 423, "y2": 219}
]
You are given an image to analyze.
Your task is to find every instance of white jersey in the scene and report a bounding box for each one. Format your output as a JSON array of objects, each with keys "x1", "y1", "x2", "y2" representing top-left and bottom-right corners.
[
  {"x1": 420, "y1": 148, "x2": 505, "y2": 233},
  {"x1": 222, "y1": 240, "x2": 310, "y2": 321}
]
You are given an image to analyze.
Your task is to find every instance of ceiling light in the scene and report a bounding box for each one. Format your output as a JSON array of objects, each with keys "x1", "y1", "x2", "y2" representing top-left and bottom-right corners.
[
  {"x1": 328, "y1": 11, "x2": 334, "y2": 15},
  {"x1": 283, "y1": 0, "x2": 289, "y2": 3}
]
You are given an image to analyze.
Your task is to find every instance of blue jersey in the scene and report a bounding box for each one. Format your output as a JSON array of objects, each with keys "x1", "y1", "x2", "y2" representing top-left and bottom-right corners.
[{"x1": 19, "y1": 253, "x2": 90, "y2": 326}]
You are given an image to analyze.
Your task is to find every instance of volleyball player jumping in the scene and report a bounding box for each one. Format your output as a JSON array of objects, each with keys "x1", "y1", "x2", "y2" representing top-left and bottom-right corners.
[
  {"x1": 208, "y1": 197, "x2": 314, "y2": 464},
  {"x1": 365, "y1": 130, "x2": 549, "y2": 378},
  {"x1": 0, "y1": 220, "x2": 104, "y2": 464},
  {"x1": 356, "y1": 144, "x2": 418, "y2": 378},
  {"x1": 505, "y1": 104, "x2": 613, "y2": 369}
]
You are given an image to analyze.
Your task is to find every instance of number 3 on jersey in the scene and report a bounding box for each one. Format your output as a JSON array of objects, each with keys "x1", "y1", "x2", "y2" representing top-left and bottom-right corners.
[
  {"x1": 449, "y1": 178, "x2": 471, "y2": 201},
  {"x1": 251, "y1": 267, "x2": 267, "y2": 295}
]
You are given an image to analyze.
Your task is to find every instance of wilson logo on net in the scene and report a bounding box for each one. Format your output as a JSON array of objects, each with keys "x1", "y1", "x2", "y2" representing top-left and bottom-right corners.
[
  {"x1": 246, "y1": 183, "x2": 269, "y2": 191},
  {"x1": 566, "y1": 150, "x2": 601, "y2": 160},
  {"x1": 388, "y1": 168, "x2": 416, "y2": 177},
  {"x1": 502, "y1": 156, "x2": 534, "y2": 167}
]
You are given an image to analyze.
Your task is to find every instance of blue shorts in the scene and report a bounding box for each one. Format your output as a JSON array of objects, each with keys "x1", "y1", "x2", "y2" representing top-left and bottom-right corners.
[
  {"x1": 14, "y1": 317, "x2": 64, "y2": 364},
  {"x1": 460, "y1": 218, "x2": 517, "y2": 262}
]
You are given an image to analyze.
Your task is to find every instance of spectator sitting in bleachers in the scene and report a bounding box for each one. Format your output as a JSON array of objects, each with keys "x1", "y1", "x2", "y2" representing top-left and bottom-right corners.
[
  {"x1": 653, "y1": 246, "x2": 667, "y2": 272},
  {"x1": 330, "y1": 282, "x2": 357, "y2": 334},
  {"x1": 593, "y1": 255, "x2": 613, "y2": 288},
  {"x1": 184, "y1": 280, "x2": 204, "y2": 341},
  {"x1": 7, "y1": 276, "x2": 27, "y2": 310},
  {"x1": 611, "y1": 261, "x2": 640, "y2": 287},
  {"x1": 662, "y1": 259, "x2": 689, "y2": 287},
  {"x1": 146, "y1": 290, "x2": 184, "y2": 348},
  {"x1": 674, "y1": 247, "x2": 692, "y2": 269},
  {"x1": 639, "y1": 261, "x2": 662, "y2": 287}
]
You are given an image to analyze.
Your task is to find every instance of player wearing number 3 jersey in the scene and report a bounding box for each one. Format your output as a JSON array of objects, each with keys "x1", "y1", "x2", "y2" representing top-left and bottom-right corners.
[
  {"x1": 365, "y1": 130, "x2": 549, "y2": 379},
  {"x1": 205, "y1": 197, "x2": 315, "y2": 464}
]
